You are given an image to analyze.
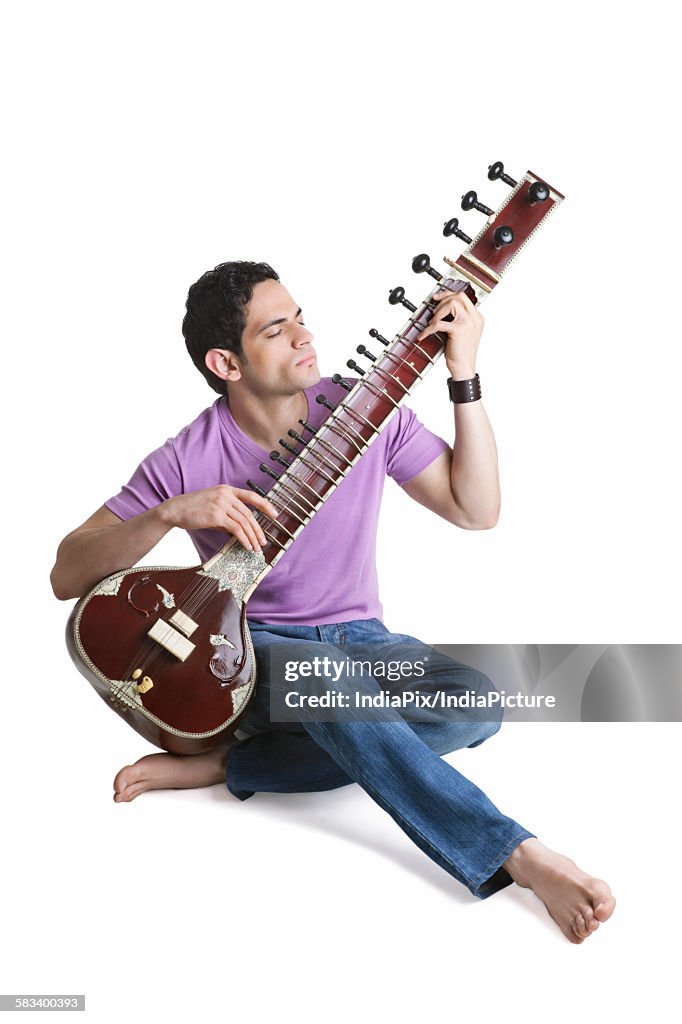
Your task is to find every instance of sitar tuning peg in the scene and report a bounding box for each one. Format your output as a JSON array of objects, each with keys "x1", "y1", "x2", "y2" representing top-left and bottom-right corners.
[
  {"x1": 332, "y1": 373, "x2": 353, "y2": 391},
  {"x1": 488, "y1": 163, "x2": 549, "y2": 204},
  {"x1": 357, "y1": 345, "x2": 376, "y2": 363},
  {"x1": 346, "y1": 358, "x2": 365, "y2": 375},
  {"x1": 493, "y1": 226, "x2": 514, "y2": 249},
  {"x1": 246, "y1": 479, "x2": 268, "y2": 497},
  {"x1": 461, "y1": 191, "x2": 494, "y2": 216},
  {"x1": 443, "y1": 218, "x2": 472, "y2": 244},
  {"x1": 528, "y1": 180, "x2": 550, "y2": 204},
  {"x1": 411, "y1": 254, "x2": 443, "y2": 281},
  {"x1": 388, "y1": 286, "x2": 417, "y2": 313},
  {"x1": 270, "y1": 449, "x2": 290, "y2": 469},
  {"x1": 315, "y1": 394, "x2": 337, "y2": 412},
  {"x1": 259, "y1": 462, "x2": 280, "y2": 481},
  {"x1": 488, "y1": 161, "x2": 518, "y2": 187},
  {"x1": 369, "y1": 328, "x2": 389, "y2": 346}
]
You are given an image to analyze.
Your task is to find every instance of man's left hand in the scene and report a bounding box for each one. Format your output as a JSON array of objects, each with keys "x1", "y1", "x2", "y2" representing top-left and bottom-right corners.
[{"x1": 416, "y1": 289, "x2": 485, "y2": 381}]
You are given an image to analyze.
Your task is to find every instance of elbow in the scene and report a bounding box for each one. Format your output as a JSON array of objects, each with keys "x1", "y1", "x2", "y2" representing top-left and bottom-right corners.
[
  {"x1": 447, "y1": 486, "x2": 501, "y2": 530},
  {"x1": 50, "y1": 576, "x2": 68, "y2": 602},
  {"x1": 458, "y1": 518, "x2": 499, "y2": 531},
  {"x1": 50, "y1": 564, "x2": 75, "y2": 602},
  {"x1": 476, "y1": 505, "x2": 501, "y2": 529},
  {"x1": 473, "y1": 516, "x2": 499, "y2": 530},
  {"x1": 451, "y1": 505, "x2": 500, "y2": 530}
]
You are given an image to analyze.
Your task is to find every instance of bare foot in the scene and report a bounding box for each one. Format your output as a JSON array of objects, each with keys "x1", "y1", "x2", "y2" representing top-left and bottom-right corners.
[
  {"x1": 502, "y1": 837, "x2": 616, "y2": 944},
  {"x1": 113, "y1": 740, "x2": 233, "y2": 803}
]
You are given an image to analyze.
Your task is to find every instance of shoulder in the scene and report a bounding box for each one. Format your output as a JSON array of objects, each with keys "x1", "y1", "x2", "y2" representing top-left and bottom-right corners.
[
  {"x1": 132, "y1": 398, "x2": 224, "y2": 480},
  {"x1": 168, "y1": 397, "x2": 226, "y2": 456}
]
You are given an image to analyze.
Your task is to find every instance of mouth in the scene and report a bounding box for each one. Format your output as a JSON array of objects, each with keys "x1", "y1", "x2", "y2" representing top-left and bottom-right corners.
[{"x1": 295, "y1": 353, "x2": 317, "y2": 367}]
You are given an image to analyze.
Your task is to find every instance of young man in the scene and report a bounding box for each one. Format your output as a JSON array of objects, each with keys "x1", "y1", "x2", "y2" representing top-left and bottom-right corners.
[{"x1": 51, "y1": 260, "x2": 615, "y2": 944}]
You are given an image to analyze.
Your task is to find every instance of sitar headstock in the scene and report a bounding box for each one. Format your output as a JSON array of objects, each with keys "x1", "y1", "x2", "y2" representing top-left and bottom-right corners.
[
  {"x1": 364, "y1": 160, "x2": 564, "y2": 350},
  {"x1": 431, "y1": 160, "x2": 564, "y2": 305},
  {"x1": 445, "y1": 162, "x2": 564, "y2": 301}
]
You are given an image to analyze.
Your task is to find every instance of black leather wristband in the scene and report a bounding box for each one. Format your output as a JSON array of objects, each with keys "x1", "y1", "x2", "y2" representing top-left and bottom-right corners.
[{"x1": 447, "y1": 373, "x2": 481, "y2": 403}]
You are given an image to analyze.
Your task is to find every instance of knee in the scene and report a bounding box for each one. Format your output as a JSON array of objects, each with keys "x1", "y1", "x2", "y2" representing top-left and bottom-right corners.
[
  {"x1": 466, "y1": 716, "x2": 502, "y2": 748},
  {"x1": 426, "y1": 666, "x2": 504, "y2": 750},
  {"x1": 448, "y1": 667, "x2": 503, "y2": 748},
  {"x1": 466, "y1": 667, "x2": 498, "y2": 700},
  {"x1": 418, "y1": 713, "x2": 501, "y2": 756}
]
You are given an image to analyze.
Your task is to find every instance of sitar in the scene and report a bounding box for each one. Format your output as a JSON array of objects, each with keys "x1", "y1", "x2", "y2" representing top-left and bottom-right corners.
[{"x1": 66, "y1": 162, "x2": 564, "y2": 754}]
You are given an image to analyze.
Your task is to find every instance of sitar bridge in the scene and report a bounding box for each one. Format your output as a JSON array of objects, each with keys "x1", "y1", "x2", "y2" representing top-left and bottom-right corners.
[
  {"x1": 147, "y1": 618, "x2": 196, "y2": 662},
  {"x1": 168, "y1": 609, "x2": 199, "y2": 637}
]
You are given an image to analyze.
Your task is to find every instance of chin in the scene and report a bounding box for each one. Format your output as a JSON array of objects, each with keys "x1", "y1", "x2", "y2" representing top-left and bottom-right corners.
[{"x1": 299, "y1": 363, "x2": 321, "y2": 383}]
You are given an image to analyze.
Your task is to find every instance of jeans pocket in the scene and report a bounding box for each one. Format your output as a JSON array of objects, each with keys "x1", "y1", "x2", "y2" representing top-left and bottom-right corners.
[{"x1": 345, "y1": 617, "x2": 390, "y2": 643}]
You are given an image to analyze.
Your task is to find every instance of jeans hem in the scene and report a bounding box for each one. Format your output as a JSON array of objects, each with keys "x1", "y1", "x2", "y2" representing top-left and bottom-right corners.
[
  {"x1": 471, "y1": 829, "x2": 538, "y2": 900},
  {"x1": 226, "y1": 747, "x2": 255, "y2": 801}
]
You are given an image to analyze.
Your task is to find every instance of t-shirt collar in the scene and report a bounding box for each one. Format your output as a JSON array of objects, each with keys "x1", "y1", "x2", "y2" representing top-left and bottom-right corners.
[{"x1": 217, "y1": 384, "x2": 318, "y2": 461}]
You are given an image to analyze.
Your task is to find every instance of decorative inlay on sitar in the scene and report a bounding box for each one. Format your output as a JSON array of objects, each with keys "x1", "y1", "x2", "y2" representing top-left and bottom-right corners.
[{"x1": 67, "y1": 163, "x2": 564, "y2": 754}]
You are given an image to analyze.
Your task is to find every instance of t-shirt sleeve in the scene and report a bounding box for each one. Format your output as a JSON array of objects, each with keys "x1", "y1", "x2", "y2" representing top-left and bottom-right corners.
[
  {"x1": 104, "y1": 439, "x2": 183, "y2": 521},
  {"x1": 385, "y1": 404, "x2": 451, "y2": 486}
]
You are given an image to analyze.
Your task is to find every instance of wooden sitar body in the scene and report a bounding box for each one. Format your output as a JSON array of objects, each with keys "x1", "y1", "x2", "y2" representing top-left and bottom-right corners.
[{"x1": 66, "y1": 542, "x2": 264, "y2": 754}]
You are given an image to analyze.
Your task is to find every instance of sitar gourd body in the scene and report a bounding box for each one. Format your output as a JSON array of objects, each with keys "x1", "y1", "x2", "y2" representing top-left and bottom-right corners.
[{"x1": 67, "y1": 541, "x2": 265, "y2": 753}]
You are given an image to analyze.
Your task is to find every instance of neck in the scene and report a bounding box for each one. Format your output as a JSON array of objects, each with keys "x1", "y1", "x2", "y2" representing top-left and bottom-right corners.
[{"x1": 226, "y1": 385, "x2": 308, "y2": 452}]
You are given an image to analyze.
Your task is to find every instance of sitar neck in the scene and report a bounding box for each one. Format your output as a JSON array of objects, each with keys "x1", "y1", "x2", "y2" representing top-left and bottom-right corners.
[
  {"x1": 200, "y1": 276, "x2": 469, "y2": 600},
  {"x1": 200, "y1": 168, "x2": 565, "y2": 602}
]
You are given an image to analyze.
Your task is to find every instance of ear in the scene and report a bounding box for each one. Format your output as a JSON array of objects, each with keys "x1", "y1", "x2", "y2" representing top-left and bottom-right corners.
[{"x1": 205, "y1": 348, "x2": 242, "y2": 384}]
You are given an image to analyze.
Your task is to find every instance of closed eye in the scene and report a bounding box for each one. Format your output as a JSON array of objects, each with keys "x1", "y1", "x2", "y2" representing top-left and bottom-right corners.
[{"x1": 266, "y1": 320, "x2": 305, "y2": 340}]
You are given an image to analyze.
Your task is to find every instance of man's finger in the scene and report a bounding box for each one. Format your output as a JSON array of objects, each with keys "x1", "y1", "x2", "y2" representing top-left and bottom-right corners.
[
  {"x1": 236, "y1": 488, "x2": 279, "y2": 518},
  {"x1": 458, "y1": 292, "x2": 479, "y2": 313},
  {"x1": 417, "y1": 306, "x2": 472, "y2": 339},
  {"x1": 429, "y1": 293, "x2": 470, "y2": 317},
  {"x1": 229, "y1": 504, "x2": 267, "y2": 548}
]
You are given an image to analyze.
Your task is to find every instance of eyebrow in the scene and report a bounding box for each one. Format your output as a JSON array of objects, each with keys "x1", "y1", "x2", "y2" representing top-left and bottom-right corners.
[{"x1": 256, "y1": 307, "x2": 303, "y2": 336}]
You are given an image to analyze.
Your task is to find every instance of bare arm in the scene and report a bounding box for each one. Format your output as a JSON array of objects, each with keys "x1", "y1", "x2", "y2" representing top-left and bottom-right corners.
[
  {"x1": 406, "y1": 286, "x2": 500, "y2": 529},
  {"x1": 401, "y1": 433, "x2": 499, "y2": 530},
  {"x1": 50, "y1": 504, "x2": 174, "y2": 601},
  {"x1": 50, "y1": 486, "x2": 279, "y2": 601}
]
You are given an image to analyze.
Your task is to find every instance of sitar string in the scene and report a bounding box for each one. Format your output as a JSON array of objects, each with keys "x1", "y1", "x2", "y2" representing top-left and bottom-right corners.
[{"x1": 115, "y1": 326, "x2": 435, "y2": 697}]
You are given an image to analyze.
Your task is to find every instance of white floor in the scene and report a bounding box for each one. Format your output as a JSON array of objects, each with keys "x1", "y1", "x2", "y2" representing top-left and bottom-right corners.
[{"x1": 3, "y1": 706, "x2": 676, "y2": 1022}]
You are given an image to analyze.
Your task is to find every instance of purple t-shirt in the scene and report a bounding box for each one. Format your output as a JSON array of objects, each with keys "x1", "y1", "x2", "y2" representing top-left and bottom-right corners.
[{"x1": 105, "y1": 376, "x2": 450, "y2": 625}]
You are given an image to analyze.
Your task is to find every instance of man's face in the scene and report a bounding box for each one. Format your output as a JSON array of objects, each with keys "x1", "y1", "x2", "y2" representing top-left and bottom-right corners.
[{"x1": 234, "y1": 279, "x2": 320, "y2": 396}]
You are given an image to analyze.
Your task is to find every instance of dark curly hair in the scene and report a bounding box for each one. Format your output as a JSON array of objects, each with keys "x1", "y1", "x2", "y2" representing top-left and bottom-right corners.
[{"x1": 182, "y1": 260, "x2": 280, "y2": 395}]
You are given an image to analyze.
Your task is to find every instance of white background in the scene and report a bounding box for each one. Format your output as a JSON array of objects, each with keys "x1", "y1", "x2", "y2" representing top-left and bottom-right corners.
[{"x1": 1, "y1": 1, "x2": 679, "y2": 1021}]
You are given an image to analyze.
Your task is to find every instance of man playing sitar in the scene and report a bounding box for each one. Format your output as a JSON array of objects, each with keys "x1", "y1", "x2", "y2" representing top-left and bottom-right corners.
[{"x1": 51, "y1": 260, "x2": 615, "y2": 944}]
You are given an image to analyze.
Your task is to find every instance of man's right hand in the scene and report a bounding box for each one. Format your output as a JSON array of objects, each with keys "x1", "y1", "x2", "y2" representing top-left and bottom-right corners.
[
  {"x1": 51, "y1": 486, "x2": 281, "y2": 601},
  {"x1": 160, "y1": 486, "x2": 279, "y2": 552}
]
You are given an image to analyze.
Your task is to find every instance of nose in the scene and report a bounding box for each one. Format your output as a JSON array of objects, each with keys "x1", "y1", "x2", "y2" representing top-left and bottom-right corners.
[{"x1": 293, "y1": 324, "x2": 314, "y2": 347}]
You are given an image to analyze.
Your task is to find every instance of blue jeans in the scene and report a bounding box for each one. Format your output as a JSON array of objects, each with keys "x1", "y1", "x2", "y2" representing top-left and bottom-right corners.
[{"x1": 226, "y1": 617, "x2": 536, "y2": 899}]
